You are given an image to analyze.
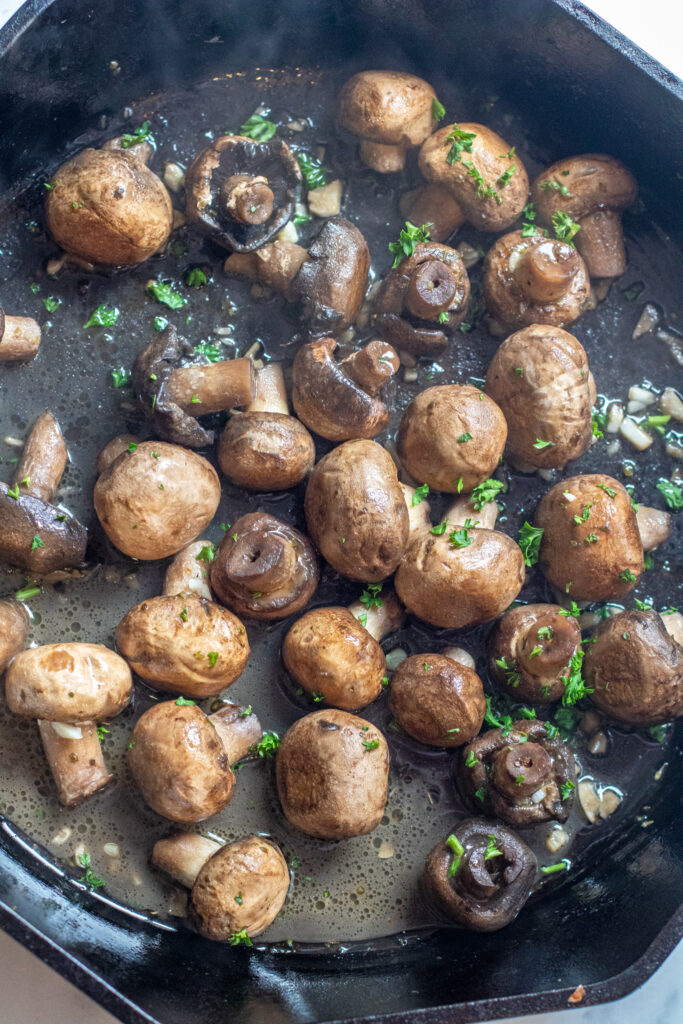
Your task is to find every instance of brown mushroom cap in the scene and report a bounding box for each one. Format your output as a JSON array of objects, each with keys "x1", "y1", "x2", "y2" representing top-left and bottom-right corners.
[
  {"x1": 388, "y1": 654, "x2": 486, "y2": 747},
  {"x1": 115, "y1": 595, "x2": 249, "y2": 699},
  {"x1": 419, "y1": 123, "x2": 529, "y2": 231},
  {"x1": 218, "y1": 412, "x2": 314, "y2": 491},
  {"x1": 397, "y1": 385, "x2": 507, "y2": 492},
  {"x1": 5, "y1": 642, "x2": 132, "y2": 722},
  {"x1": 304, "y1": 439, "x2": 409, "y2": 582},
  {"x1": 45, "y1": 148, "x2": 173, "y2": 267},
  {"x1": 289, "y1": 218, "x2": 370, "y2": 337},
  {"x1": 535, "y1": 474, "x2": 644, "y2": 601},
  {"x1": 0, "y1": 599, "x2": 29, "y2": 674},
  {"x1": 584, "y1": 610, "x2": 683, "y2": 725},
  {"x1": 0, "y1": 483, "x2": 87, "y2": 574},
  {"x1": 282, "y1": 607, "x2": 386, "y2": 711},
  {"x1": 128, "y1": 701, "x2": 234, "y2": 822},
  {"x1": 210, "y1": 512, "x2": 318, "y2": 620},
  {"x1": 399, "y1": 184, "x2": 465, "y2": 243},
  {"x1": 276, "y1": 709, "x2": 389, "y2": 839},
  {"x1": 190, "y1": 836, "x2": 290, "y2": 941},
  {"x1": 488, "y1": 604, "x2": 583, "y2": 703},
  {"x1": 485, "y1": 325, "x2": 596, "y2": 469},
  {"x1": 395, "y1": 528, "x2": 525, "y2": 630},
  {"x1": 94, "y1": 441, "x2": 220, "y2": 560},
  {"x1": 483, "y1": 231, "x2": 590, "y2": 331}
]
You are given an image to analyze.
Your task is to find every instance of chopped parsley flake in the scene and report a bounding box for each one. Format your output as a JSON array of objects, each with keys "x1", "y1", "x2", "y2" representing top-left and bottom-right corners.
[{"x1": 388, "y1": 221, "x2": 431, "y2": 268}]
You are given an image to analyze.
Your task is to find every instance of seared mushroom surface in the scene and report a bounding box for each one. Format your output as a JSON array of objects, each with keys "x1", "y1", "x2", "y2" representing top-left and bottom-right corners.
[
  {"x1": 399, "y1": 184, "x2": 465, "y2": 243},
  {"x1": 388, "y1": 654, "x2": 486, "y2": 747},
  {"x1": 0, "y1": 599, "x2": 29, "y2": 674},
  {"x1": 489, "y1": 604, "x2": 583, "y2": 704},
  {"x1": 0, "y1": 307, "x2": 41, "y2": 362}
]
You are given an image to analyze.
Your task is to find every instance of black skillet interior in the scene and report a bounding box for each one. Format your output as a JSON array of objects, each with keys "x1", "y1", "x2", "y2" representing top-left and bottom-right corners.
[{"x1": 0, "y1": 1, "x2": 682, "y2": 1022}]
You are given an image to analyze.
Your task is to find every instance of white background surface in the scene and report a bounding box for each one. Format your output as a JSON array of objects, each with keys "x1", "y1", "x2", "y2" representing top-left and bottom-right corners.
[{"x1": 0, "y1": 0, "x2": 682, "y2": 1022}]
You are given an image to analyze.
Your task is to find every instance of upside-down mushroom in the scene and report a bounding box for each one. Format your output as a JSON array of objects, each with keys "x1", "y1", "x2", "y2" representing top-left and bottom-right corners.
[
  {"x1": 488, "y1": 604, "x2": 583, "y2": 704},
  {"x1": 0, "y1": 307, "x2": 41, "y2": 362},
  {"x1": 388, "y1": 653, "x2": 486, "y2": 747}
]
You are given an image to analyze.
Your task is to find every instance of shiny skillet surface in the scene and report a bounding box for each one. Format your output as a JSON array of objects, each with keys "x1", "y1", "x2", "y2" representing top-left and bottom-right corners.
[{"x1": 0, "y1": 67, "x2": 680, "y2": 946}]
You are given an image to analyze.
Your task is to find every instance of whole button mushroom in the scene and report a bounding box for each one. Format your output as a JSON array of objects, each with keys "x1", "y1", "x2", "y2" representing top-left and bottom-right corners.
[
  {"x1": 535, "y1": 474, "x2": 644, "y2": 601},
  {"x1": 218, "y1": 363, "x2": 315, "y2": 490},
  {"x1": 292, "y1": 336, "x2": 399, "y2": 441},
  {"x1": 397, "y1": 385, "x2": 507, "y2": 493},
  {"x1": 152, "y1": 832, "x2": 289, "y2": 942},
  {"x1": 210, "y1": 513, "x2": 318, "y2": 620},
  {"x1": 399, "y1": 184, "x2": 466, "y2": 243},
  {"x1": 184, "y1": 134, "x2": 302, "y2": 252},
  {"x1": 373, "y1": 241, "x2": 471, "y2": 356},
  {"x1": 0, "y1": 599, "x2": 29, "y2": 674},
  {"x1": 94, "y1": 440, "x2": 220, "y2": 561},
  {"x1": 304, "y1": 439, "x2": 409, "y2": 582},
  {"x1": 488, "y1": 604, "x2": 583, "y2": 704},
  {"x1": 419, "y1": 123, "x2": 529, "y2": 232},
  {"x1": 457, "y1": 720, "x2": 577, "y2": 827},
  {"x1": 0, "y1": 306, "x2": 41, "y2": 362},
  {"x1": 276, "y1": 709, "x2": 389, "y2": 839},
  {"x1": 485, "y1": 325, "x2": 596, "y2": 469},
  {"x1": 337, "y1": 70, "x2": 437, "y2": 173},
  {"x1": 483, "y1": 231, "x2": 590, "y2": 331},
  {"x1": 423, "y1": 819, "x2": 537, "y2": 931},
  {"x1": 388, "y1": 653, "x2": 486, "y2": 748},
  {"x1": 584, "y1": 609, "x2": 683, "y2": 725},
  {"x1": 532, "y1": 154, "x2": 638, "y2": 279}
]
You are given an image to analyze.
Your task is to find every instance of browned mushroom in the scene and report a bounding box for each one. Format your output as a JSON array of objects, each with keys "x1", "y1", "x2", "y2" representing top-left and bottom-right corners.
[
  {"x1": 388, "y1": 653, "x2": 486, "y2": 747},
  {"x1": 399, "y1": 184, "x2": 465, "y2": 243},
  {"x1": 488, "y1": 604, "x2": 583, "y2": 704},
  {"x1": 0, "y1": 599, "x2": 30, "y2": 674},
  {"x1": 0, "y1": 307, "x2": 41, "y2": 362},
  {"x1": 95, "y1": 434, "x2": 141, "y2": 476}
]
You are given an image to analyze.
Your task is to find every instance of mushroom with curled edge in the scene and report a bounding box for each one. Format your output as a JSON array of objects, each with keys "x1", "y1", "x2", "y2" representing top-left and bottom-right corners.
[
  {"x1": 485, "y1": 325, "x2": 596, "y2": 470},
  {"x1": 218, "y1": 363, "x2": 315, "y2": 490},
  {"x1": 304, "y1": 439, "x2": 409, "y2": 583},
  {"x1": 532, "y1": 155, "x2": 638, "y2": 279},
  {"x1": 210, "y1": 513, "x2": 318, "y2": 620},
  {"x1": 483, "y1": 231, "x2": 591, "y2": 331},
  {"x1": 423, "y1": 819, "x2": 537, "y2": 931},
  {"x1": 152, "y1": 832, "x2": 289, "y2": 942},
  {"x1": 388, "y1": 652, "x2": 486, "y2": 748},
  {"x1": 131, "y1": 325, "x2": 255, "y2": 448},
  {"x1": 419, "y1": 123, "x2": 529, "y2": 232},
  {"x1": 0, "y1": 411, "x2": 87, "y2": 575},
  {"x1": 128, "y1": 699, "x2": 262, "y2": 822},
  {"x1": 488, "y1": 604, "x2": 583, "y2": 704},
  {"x1": 184, "y1": 134, "x2": 302, "y2": 252},
  {"x1": 337, "y1": 71, "x2": 437, "y2": 173},
  {"x1": 372, "y1": 242, "x2": 471, "y2": 357},
  {"x1": 292, "y1": 336, "x2": 399, "y2": 441},
  {"x1": 583, "y1": 609, "x2": 683, "y2": 725},
  {"x1": 276, "y1": 709, "x2": 389, "y2": 839},
  {"x1": 397, "y1": 384, "x2": 507, "y2": 493},
  {"x1": 0, "y1": 599, "x2": 30, "y2": 674},
  {"x1": 94, "y1": 440, "x2": 220, "y2": 561},
  {"x1": 282, "y1": 590, "x2": 405, "y2": 711},
  {"x1": 0, "y1": 307, "x2": 41, "y2": 362},
  {"x1": 5, "y1": 642, "x2": 132, "y2": 805},
  {"x1": 534, "y1": 474, "x2": 645, "y2": 602},
  {"x1": 457, "y1": 720, "x2": 577, "y2": 827},
  {"x1": 399, "y1": 184, "x2": 466, "y2": 244},
  {"x1": 224, "y1": 217, "x2": 370, "y2": 338}
]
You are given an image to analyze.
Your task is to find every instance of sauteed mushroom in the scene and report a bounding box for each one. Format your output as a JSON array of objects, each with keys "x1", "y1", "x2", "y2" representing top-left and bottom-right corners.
[
  {"x1": 163, "y1": 539, "x2": 213, "y2": 601},
  {"x1": 0, "y1": 599, "x2": 29, "y2": 674},
  {"x1": 0, "y1": 307, "x2": 41, "y2": 362},
  {"x1": 388, "y1": 653, "x2": 486, "y2": 747},
  {"x1": 399, "y1": 184, "x2": 465, "y2": 243},
  {"x1": 489, "y1": 604, "x2": 583, "y2": 703}
]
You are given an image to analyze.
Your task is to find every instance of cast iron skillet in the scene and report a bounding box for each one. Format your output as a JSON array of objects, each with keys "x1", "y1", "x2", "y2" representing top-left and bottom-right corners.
[{"x1": 0, "y1": 1, "x2": 682, "y2": 1022}]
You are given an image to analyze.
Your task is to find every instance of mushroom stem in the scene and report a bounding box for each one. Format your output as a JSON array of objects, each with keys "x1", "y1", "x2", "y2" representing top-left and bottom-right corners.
[
  {"x1": 441, "y1": 646, "x2": 476, "y2": 669},
  {"x1": 576, "y1": 209, "x2": 626, "y2": 279},
  {"x1": 636, "y1": 505, "x2": 671, "y2": 552},
  {"x1": 492, "y1": 741, "x2": 552, "y2": 800},
  {"x1": 208, "y1": 703, "x2": 263, "y2": 763},
  {"x1": 151, "y1": 832, "x2": 222, "y2": 889},
  {"x1": 348, "y1": 590, "x2": 405, "y2": 641},
  {"x1": 163, "y1": 540, "x2": 213, "y2": 600},
  {"x1": 248, "y1": 363, "x2": 289, "y2": 415},
  {"x1": 224, "y1": 241, "x2": 308, "y2": 292},
  {"x1": 359, "y1": 139, "x2": 407, "y2": 173},
  {"x1": 513, "y1": 242, "x2": 581, "y2": 304},
  {"x1": 14, "y1": 411, "x2": 68, "y2": 503},
  {"x1": 662, "y1": 611, "x2": 683, "y2": 646},
  {"x1": 38, "y1": 720, "x2": 112, "y2": 806},
  {"x1": 446, "y1": 495, "x2": 499, "y2": 530},
  {"x1": 0, "y1": 313, "x2": 41, "y2": 362},
  {"x1": 404, "y1": 260, "x2": 459, "y2": 320},
  {"x1": 0, "y1": 599, "x2": 30, "y2": 673},
  {"x1": 341, "y1": 339, "x2": 399, "y2": 396},
  {"x1": 222, "y1": 174, "x2": 274, "y2": 226},
  {"x1": 167, "y1": 357, "x2": 255, "y2": 415},
  {"x1": 400, "y1": 482, "x2": 432, "y2": 534}
]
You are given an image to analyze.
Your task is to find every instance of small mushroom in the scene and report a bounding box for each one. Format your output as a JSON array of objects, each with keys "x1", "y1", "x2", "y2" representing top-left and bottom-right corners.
[
  {"x1": 152, "y1": 832, "x2": 289, "y2": 941},
  {"x1": 337, "y1": 71, "x2": 437, "y2": 173},
  {"x1": 184, "y1": 134, "x2": 301, "y2": 252},
  {"x1": 282, "y1": 590, "x2": 404, "y2": 711},
  {"x1": 423, "y1": 819, "x2": 536, "y2": 931},
  {"x1": 419, "y1": 123, "x2": 529, "y2": 232},
  {"x1": 372, "y1": 242, "x2": 471, "y2": 356},
  {"x1": 399, "y1": 184, "x2": 465, "y2": 243},
  {"x1": 488, "y1": 604, "x2": 583, "y2": 704},
  {"x1": 276, "y1": 709, "x2": 389, "y2": 839},
  {"x1": 45, "y1": 146, "x2": 173, "y2": 267},
  {"x1": 483, "y1": 231, "x2": 590, "y2": 331},
  {"x1": 0, "y1": 599, "x2": 30, "y2": 674},
  {"x1": 132, "y1": 325, "x2": 255, "y2": 447},
  {"x1": 218, "y1": 363, "x2": 315, "y2": 490},
  {"x1": 388, "y1": 653, "x2": 486, "y2": 747},
  {"x1": 532, "y1": 155, "x2": 638, "y2": 279},
  {"x1": 535, "y1": 474, "x2": 644, "y2": 601},
  {"x1": 210, "y1": 513, "x2": 318, "y2": 620},
  {"x1": 94, "y1": 440, "x2": 220, "y2": 560},
  {"x1": 0, "y1": 307, "x2": 41, "y2": 362},
  {"x1": 292, "y1": 336, "x2": 399, "y2": 440},
  {"x1": 485, "y1": 325, "x2": 596, "y2": 468},
  {"x1": 584, "y1": 610, "x2": 683, "y2": 725},
  {"x1": 304, "y1": 439, "x2": 409, "y2": 582},
  {"x1": 457, "y1": 720, "x2": 576, "y2": 826},
  {"x1": 397, "y1": 384, "x2": 507, "y2": 492}
]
